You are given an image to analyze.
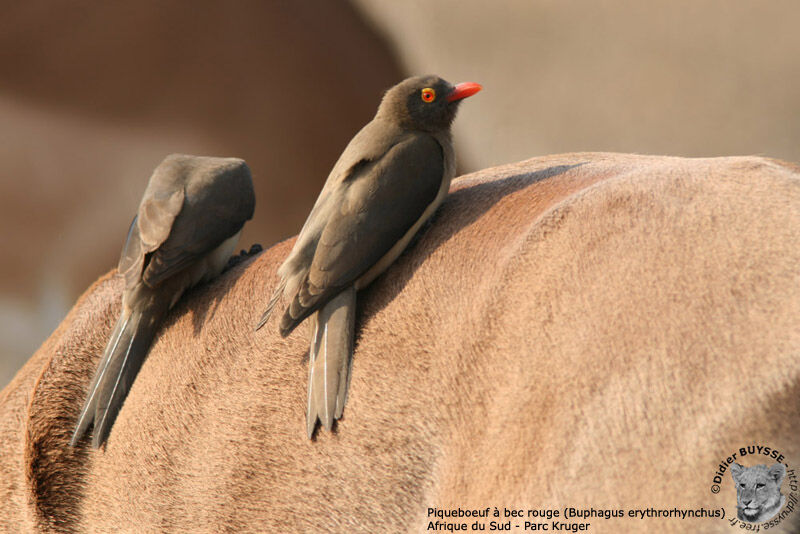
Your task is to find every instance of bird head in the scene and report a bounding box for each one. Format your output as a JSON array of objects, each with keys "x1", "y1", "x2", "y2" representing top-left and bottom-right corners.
[{"x1": 376, "y1": 75, "x2": 482, "y2": 133}]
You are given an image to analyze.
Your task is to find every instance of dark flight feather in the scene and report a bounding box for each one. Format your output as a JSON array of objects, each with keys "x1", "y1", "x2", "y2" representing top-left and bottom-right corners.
[{"x1": 278, "y1": 134, "x2": 443, "y2": 336}]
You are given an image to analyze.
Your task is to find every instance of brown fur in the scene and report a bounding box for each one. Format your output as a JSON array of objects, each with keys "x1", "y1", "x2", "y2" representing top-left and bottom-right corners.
[{"x1": 1, "y1": 153, "x2": 798, "y2": 532}]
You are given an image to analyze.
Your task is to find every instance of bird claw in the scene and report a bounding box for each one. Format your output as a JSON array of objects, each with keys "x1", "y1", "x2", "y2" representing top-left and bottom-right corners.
[{"x1": 225, "y1": 243, "x2": 263, "y2": 271}]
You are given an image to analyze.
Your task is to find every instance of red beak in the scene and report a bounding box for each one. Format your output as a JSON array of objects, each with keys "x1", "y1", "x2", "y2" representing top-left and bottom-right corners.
[{"x1": 447, "y1": 82, "x2": 482, "y2": 103}]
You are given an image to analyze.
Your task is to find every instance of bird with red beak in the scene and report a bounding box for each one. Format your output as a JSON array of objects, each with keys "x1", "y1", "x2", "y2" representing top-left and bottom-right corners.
[{"x1": 257, "y1": 75, "x2": 481, "y2": 438}]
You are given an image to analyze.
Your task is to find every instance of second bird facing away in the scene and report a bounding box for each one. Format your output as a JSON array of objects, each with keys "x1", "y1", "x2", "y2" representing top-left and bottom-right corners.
[
  {"x1": 258, "y1": 75, "x2": 481, "y2": 438},
  {"x1": 71, "y1": 154, "x2": 255, "y2": 448}
]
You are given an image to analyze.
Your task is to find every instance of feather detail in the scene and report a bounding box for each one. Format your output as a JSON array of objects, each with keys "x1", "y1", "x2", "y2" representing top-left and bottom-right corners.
[
  {"x1": 255, "y1": 277, "x2": 286, "y2": 331},
  {"x1": 70, "y1": 309, "x2": 131, "y2": 446},
  {"x1": 305, "y1": 287, "x2": 355, "y2": 438}
]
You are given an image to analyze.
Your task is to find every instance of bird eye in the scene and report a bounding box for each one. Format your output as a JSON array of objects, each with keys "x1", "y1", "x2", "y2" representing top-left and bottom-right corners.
[{"x1": 421, "y1": 88, "x2": 436, "y2": 102}]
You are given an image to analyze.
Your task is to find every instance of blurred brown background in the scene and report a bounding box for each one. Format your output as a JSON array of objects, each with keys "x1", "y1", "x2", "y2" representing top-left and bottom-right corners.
[{"x1": 1, "y1": 1, "x2": 798, "y2": 387}]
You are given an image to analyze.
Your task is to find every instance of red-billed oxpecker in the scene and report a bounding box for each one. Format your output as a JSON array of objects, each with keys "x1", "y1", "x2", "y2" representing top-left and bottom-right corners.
[
  {"x1": 257, "y1": 75, "x2": 481, "y2": 438},
  {"x1": 71, "y1": 154, "x2": 255, "y2": 448}
]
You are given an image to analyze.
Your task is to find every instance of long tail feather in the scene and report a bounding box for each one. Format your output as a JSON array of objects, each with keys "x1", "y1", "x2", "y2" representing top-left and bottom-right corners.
[
  {"x1": 306, "y1": 314, "x2": 323, "y2": 438},
  {"x1": 70, "y1": 311, "x2": 130, "y2": 446},
  {"x1": 305, "y1": 287, "x2": 355, "y2": 438},
  {"x1": 256, "y1": 278, "x2": 286, "y2": 331},
  {"x1": 90, "y1": 309, "x2": 161, "y2": 448},
  {"x1": 70, "y1": 300, "x2": 165, "y2": 448}
]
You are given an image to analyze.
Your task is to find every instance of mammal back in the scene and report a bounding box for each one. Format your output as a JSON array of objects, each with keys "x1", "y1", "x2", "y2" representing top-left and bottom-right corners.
[{"x1": 1, "y1": 153, "x2": 798, "y2": 533}]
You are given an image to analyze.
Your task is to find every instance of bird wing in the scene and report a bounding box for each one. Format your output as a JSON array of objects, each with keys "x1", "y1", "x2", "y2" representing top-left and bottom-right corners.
[
  {"x1": 280, "y1": 133, "x2": 444, "y2": 334},
  {"x1": 117, "y1": 184, "x2": 183, "y2": 290},
  {"x1": 284, "y1": 119, "x2": 405, "y2": 269},
  {"x1": 141, "y1": 159, "x2": 255, "y2": 288},
  {"x1": 257, "y1": 120, "x2": 405, "y2": 331},
  {"x1": 72, "y1": 156, "x2": 255, "y2": 448}
]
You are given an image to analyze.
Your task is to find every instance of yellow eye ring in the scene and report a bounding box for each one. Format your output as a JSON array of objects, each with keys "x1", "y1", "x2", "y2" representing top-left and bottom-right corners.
[{"x1": 421, "y1": 88, "x2": 436, "y2": 103}]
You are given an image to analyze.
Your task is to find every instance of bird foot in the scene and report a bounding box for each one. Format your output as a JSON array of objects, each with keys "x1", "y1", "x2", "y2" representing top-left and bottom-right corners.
[{"x1": 225, "y1": 244, "x2": 263, "y2": 271}]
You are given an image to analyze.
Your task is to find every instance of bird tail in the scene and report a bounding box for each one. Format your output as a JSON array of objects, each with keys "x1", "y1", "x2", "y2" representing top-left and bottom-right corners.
[
  {"x1": 256, "y1": 278, "x2": 286, "y2": 331},
  {"x1": 306, "y1": 287, "x2": 355, "y2": 439},
  {"x1": 70, "y1": 304, "x2": 165, "y2": 448}
]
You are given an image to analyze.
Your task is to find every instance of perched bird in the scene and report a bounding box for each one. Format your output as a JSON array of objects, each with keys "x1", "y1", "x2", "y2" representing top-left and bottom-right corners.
[
  {"x1": 257, "y1": 75, "x2": 481, "y2": 438},
  {"x1": 71, "y1": 154, "x2": 255, "y2": 448}
]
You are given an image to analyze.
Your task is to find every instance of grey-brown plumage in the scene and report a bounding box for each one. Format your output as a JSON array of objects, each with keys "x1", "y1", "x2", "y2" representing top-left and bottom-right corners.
[
  {"x1": 257, "y1": 75, "x2": 481, "y2": 437},
  {"x1": 71, "y1": 154, "x2": 255, "y2": 448}
]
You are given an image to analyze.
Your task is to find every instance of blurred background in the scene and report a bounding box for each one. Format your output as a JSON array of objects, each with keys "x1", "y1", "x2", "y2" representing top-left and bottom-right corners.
[{"x1": 1, "y1": 0, "x2": 798, "y2": 388}]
